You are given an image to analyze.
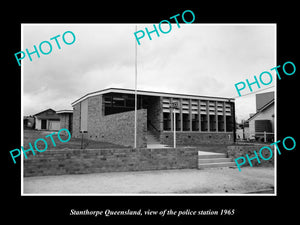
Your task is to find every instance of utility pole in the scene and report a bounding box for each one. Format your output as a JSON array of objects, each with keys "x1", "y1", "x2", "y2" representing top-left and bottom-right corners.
[
  {"x1": 134, "y1": 25, "x2": 138, "y2": 149},
  {"x1": 229, "y1": 99, "x2": 236, "y2": 143},
  {"x1": 170, "y1": 101, "x2": 179, "y2": 148}
]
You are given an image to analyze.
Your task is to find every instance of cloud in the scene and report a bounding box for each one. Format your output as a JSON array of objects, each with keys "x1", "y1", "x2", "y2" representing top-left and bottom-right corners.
[{"x1": 22, "y1": 24, "x2": 276, "y2": 121}]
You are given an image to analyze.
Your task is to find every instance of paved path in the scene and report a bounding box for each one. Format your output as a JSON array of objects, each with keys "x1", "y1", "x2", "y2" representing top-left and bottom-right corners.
[{"x1": 23, "y1": 167, "x2": 274, "y2": 195}]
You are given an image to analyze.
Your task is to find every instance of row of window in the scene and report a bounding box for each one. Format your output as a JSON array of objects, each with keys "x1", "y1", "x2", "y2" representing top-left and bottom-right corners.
[
  {"x1": 163, "y1": 112, "x2": 233, "y2": 132},
  {"x1": 163, "y1": 97, "x2": 232, "y2": 115},
  {"x1": 103, "y1": 94, "x2": 141, "y2": 116},
  {"x1": 104, "y1": 94, "x2": 136, "y2": 108},
  {"x1": 80, "y1": 94, "x2": 234, "y2": 132}
]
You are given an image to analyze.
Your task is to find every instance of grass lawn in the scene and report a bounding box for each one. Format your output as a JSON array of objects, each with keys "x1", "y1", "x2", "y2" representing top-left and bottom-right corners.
[
  {"x1": 179, "y1": 142, "x2": 264, "y2": 154},
  {"x1": 23, "y1": 129, "x2": 129, "y2": 150},
  {"x1": 23, "y1": 130, "x2": 243, "y2": 153}
]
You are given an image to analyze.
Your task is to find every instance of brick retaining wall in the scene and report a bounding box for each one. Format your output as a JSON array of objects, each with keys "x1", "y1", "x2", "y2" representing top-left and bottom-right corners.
[
  {"x1": 227, "y1": 144, "x2": 274, "y2": 168},
  {"x1": 24, "y1": 148, "x2": 199, "y2": 177},
  {"x1": 161, "y1": 132, "x2": 234, "y2": 145}
]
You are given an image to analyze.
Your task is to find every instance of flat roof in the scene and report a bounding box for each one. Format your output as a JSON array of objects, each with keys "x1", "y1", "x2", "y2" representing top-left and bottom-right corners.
[
  {"x1": 71, "y1": 88, "x2": 235, "y2": 106},
  {"x1": 56, "y1": 109, "x2": 73, "y2": 114}
]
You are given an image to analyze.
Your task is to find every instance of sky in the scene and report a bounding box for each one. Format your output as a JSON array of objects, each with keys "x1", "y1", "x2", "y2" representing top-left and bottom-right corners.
[{"x1": 22, "y1": 24, "x2": 276, "y2": 122}]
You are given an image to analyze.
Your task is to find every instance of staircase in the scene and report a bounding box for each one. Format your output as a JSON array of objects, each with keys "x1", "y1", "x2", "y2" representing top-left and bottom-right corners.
[
  {"x1": 146, "y1": 131, "x2": 169, "y2": 148},
  {"x1": 198, "y1": 151, "x2": 236, "y2": 169}
]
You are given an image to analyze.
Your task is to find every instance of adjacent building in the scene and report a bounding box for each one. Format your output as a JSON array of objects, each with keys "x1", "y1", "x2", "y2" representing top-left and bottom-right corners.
[
  {"x1": 23, "y1": 116, "x2": 35, "y2": 129},
  {"x1": 247, "y1": 91, "x2": 274, "y2": 141},
  {"x1": 71, "y1": 88, "x2": 235, "y2": 148},
  {"x1": 33, "y1": 108, "x2": 60, "y2": 130},
  {"x1": 57, "y1": 109, "x2": 73, "y2": 134}
]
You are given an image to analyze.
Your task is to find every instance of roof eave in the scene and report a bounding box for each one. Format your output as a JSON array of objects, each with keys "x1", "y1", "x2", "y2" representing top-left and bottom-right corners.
[
  {"x1": 71, "y1": 88, "x2": 235, "y2": 107},
  {"x1": 247, "y1": 100, "x2": 274, "y2": 122}
]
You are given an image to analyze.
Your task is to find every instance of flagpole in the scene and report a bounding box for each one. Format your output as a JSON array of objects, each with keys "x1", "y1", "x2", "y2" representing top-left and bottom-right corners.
[
  {"x1": 173, "y1": 108, "x2": 176, "y2": 148},
  {"x1": 134, "y1": 25, "x2": 137, "y2": 149}
]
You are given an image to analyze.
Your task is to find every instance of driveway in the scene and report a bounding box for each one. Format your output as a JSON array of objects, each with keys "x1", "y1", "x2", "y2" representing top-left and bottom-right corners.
[{"x1": 23, "y1": 167, "x2": 275, "y2": 195}]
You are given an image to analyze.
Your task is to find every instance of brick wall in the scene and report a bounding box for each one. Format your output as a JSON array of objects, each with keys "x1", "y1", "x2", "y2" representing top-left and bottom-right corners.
[
  {"x1": 59, "y1": 114, "x2": 68, "y2": 129},
  {"x1": 97, "y1": 109, "x2": 147, "y2": 148},
  {"x1": 72, "y1": 103, "x2": 81, "y2": 138},
  {"x1": 23, "y1": 147, "x2": 199, "y2": 177},
  {"x1": 160, "y1": 132, "x2": 234, "y2": 145},
  {"x1": 227, "y1": 144, "x2": 274, "y2": 168},
  {"x1": 59, "y1": 113, "x2": 72, "y2": 134},
  {"x1": 72, "y1": 95, "x2": 147, "y2": 148},
  {"x1": 87, "y1": 95, "x2": 102, "y2": 139},
  {"x1": 147, "y1": 96, "x2": 162, "y2": 138}
]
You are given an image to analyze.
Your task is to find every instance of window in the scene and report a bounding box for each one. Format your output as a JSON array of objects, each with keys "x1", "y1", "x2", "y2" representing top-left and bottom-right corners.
[
  {"x1": 182, "y1": 113, "x2": 190, "y2": 131},
  {"x1": 200, "y1": 101, "x2": 207, "y2": 114},
  {"x1": 162, "y1": 97, "x2": 170, "y2": 112},
  {"x1": 192, "y1": 114, "x2": 199, "y2": 131},
  {"x1": 191, "y1": 100, "x2": 198, "y2": 114},
  {"x1": 113, "y1": 97, "x2": 125, "y2": 107},
  {"x1": 103, "y1": 94, "x2": 135, "y2": 115},
  {"x1": 226, "y1": 116, "x2": 233, "y2": 132},
  {"x1": 181, "y1": 99, "x2": 189, "y2": 114},
  {"x1": 201, "y1": 115, "x2": 208, "y2": 131},
  {"x1": 225, "y1": 102, "x2": 231, "y2": 115},
  {"x1": 218, "y1": 115, "x2": 225, "y2": 131},
  {"x1": 163, "y1": 112, "x2": 171, "y2": 131},
  {"x1": 104, "y1": 96, "x2": 112, "y2": 106},
  {"x1": 175, "y1": 113, "x2": 181, "y2": 131},
  {"x1": 209, "y1": 115, "x2": 216, "y2": 132},
  {"x1": 126, "y1": 98, "x2": 135, "y2": 107}
]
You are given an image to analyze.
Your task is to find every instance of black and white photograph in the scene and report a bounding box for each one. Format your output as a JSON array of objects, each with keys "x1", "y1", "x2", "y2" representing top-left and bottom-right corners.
[
  {"x1": 4, "y1": 5, "x2": 298, "y2": 224},
  {"x1": 21, "y1": 23, "x2": 276, "y2": 195}
]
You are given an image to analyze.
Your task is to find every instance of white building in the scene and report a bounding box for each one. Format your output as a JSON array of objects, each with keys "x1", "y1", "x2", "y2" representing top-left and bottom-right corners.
[
  {"x1": 247, "y1": 92, "x2": 274, "y2": 141},
  {"x1": 34, "y1": 108, "x2": 60, "y2": 130}
]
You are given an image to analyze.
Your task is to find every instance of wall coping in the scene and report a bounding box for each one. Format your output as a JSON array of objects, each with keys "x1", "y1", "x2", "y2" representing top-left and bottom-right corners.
[
  {"x1": 31, "y1": 147, "x2": 200, "y2": 154},
  {"x1": 162, "y1": 131, "x2": 234, "y2": 134}
]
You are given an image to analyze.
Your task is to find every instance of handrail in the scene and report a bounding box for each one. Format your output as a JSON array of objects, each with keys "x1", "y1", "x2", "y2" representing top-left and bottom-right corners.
[{"x1": 147, "y1": 120, "x2": 160, "y2": 133}]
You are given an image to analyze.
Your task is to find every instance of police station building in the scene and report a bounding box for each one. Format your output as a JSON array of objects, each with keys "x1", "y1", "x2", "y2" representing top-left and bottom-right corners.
[{"x1": 71, "y1": 88, "x2": 235, "y2": 148}]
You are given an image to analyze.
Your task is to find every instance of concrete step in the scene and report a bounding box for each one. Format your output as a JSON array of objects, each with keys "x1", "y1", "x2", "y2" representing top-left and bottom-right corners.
[
  {"x1": 198, "y1": 158, "x2": 232, "y2": 164},
  {"x1": 146, "y1": 139, "x2": 161, "y2": 144},
  {"x1": 147, "y1": 137, "x2": 159, "y2": 143},
  {"x1": 198, "y1": 152, "x2": 227, "y2": 159},
  {"x1": 146, "y1": 133, "x2": 160, "y2": 144},
  {"x1": 146, "y1": 131, "x2": 170, "y2": 148},
  {"x1": 198, "y1": 150, "x2": 236, "y2": 169},
  {"x1": 147, "y1": 143, "x2": 170, "y2": 149},
  {"x1": 198, "y1": 161, "x2": 236, "y2": 169}
]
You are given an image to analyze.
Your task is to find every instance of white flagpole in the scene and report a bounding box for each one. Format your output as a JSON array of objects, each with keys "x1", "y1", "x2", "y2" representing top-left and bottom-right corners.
[
  {"x1": 134, "y1": 25, "x2": 137, "y2": 149},
  {"x1": 173, "y1": 108, "x2": 176, "y2": 148}
]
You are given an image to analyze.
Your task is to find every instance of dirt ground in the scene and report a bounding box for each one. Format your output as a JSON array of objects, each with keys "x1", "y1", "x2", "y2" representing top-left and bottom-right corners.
[{"x1": 23, "y1": 167, "x2": 275, "y2": 195}]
